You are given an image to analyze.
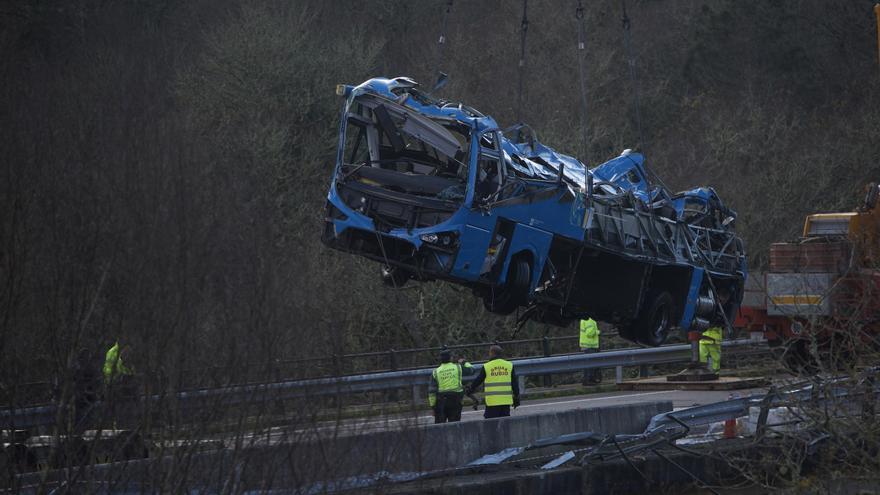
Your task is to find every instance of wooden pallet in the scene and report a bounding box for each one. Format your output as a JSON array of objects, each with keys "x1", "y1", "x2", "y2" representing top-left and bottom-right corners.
[{"x1": 617, "y1": 376, "x2": 768, "y2": 391}]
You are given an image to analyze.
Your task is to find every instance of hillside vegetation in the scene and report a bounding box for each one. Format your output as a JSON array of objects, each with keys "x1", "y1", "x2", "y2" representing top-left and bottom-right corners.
[{"x1": 2, "y1": 0, "x2": 878, "y2": 388}]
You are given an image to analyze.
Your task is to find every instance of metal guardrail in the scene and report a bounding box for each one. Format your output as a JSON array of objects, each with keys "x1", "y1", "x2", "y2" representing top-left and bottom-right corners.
[
  {"x1": 232, "y1": 338, "x2": 760, "y2": 399},
  {"x1": 1, "y1": 405, "x2": 56, "y2": 431},
  {"x1": 184, "y1": 335, "x2": 586, "y2": 384},
  {"x1": 157, "y1": 339, "x2": 763, "y2": 409},
  {"x1": 8, "y1": 336, "x2": 587, "y2": 399},
  {"x1": 1, "y1": 339, "x2": 766, "y2": 429}
]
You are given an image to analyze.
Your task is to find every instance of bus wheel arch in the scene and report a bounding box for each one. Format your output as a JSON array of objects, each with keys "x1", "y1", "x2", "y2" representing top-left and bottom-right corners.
[{"x1": 483, "y1": 252, "x2": 532, "y2": 315}]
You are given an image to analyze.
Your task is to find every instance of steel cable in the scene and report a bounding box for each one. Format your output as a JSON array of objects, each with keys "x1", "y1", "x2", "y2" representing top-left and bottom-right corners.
[
  {"x1": 516, "y1": 0, "x2": 529, "y2": 122},
  {"x1": 621, "y1": 0, "x2": 645, "y2": 153},
  {"x1": 575, "y1": 0, "x2": 590, "y2": 165},
  {"x1": 433, "y1": 0, "x2": 454, "y2": 86}
]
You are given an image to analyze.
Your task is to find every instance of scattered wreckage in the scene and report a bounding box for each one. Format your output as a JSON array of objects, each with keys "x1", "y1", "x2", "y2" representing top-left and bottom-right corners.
[
  {"x1": 302, "y1": 371, "x2": 880, "y2": 494},
  {"x1": 322, "y1": 77, "x2": 747, "y2": 345}
]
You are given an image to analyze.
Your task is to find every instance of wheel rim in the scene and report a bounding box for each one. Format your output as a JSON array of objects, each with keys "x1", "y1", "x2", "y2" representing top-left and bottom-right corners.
[
  {"x1": 484, "y1": 259, "x2": 529, "y2": 313},
  {"x1": 650, "y1": 306, "x2": 669, "y2": 342}
]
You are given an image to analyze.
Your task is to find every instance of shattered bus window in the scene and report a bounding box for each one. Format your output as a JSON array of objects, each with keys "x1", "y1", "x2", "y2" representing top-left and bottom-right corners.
[{"x1": 338, "y1": 94, "x2": 471, "y2": 205}]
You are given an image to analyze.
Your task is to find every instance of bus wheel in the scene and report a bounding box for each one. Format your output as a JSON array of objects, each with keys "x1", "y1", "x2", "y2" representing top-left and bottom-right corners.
[
  {"x1": 483, "y1": 257, "x2": 531, "y2": 315},
  {"x1": 633, "y1": 290, "x2": 674, "y2": 347}
]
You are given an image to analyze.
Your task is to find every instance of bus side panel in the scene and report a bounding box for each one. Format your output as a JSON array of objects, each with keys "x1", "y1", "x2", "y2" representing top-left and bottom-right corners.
[{"x1": 451, "y1": 224, "x2": 493, "y2": 281}]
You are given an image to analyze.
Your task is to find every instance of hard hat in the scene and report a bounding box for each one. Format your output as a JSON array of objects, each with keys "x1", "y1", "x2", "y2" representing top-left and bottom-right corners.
[{"x1": 439, "y1": 349, "x2": 452, "y2": 361}]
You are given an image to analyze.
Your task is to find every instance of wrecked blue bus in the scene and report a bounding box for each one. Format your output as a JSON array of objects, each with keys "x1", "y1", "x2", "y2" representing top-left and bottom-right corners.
[{"x1": 321, "y1": 77, "x2": 747, "y2": 345}]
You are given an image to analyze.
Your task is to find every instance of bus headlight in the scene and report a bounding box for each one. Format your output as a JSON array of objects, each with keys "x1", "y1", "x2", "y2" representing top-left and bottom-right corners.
[{"x1": 420, "y1": 232, "x2": 458, "y2": 247}]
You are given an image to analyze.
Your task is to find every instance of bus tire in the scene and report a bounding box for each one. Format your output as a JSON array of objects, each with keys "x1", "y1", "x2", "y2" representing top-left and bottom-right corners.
[
  {"x1": 633, "y1": 290, "x2": 674, "y2": 347},
  {"x1": 483, "y1": 257, "x2": 530, "y2": 315}
]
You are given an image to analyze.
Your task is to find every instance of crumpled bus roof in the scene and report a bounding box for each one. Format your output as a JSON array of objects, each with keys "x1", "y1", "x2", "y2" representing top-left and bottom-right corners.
[
  {"x1": 348, "y1": 77, "x2": 680, "y2": 207},
  {"x1": 349, "y1": 78, "x2": 600, "y2": 189}
]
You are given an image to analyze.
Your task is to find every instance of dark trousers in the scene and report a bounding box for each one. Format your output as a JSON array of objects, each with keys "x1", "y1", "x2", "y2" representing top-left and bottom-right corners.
[
  {"x1": 434, "y1": 392, "x2": 463, "y2": 423},
  {"x1": 582, "y1": 348, "x2": 601, "y2": 384},
  {"x1": 483, "y1": 405, "x2": 511, "y2": 419}
]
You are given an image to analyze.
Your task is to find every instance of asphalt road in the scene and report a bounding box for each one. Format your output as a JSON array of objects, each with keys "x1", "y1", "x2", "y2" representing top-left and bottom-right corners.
[
  {"x1": 251, "y1": 385, "x2": 768, "y2": 445},
  {"x1": 469, "y1": 387, "x2": 765, "y2": 418}
]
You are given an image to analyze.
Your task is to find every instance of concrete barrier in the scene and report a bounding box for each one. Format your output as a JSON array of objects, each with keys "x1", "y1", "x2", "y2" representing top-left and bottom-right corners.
[
  {"x1": 17, "y1": 401, "x2": 672, "y2": 492},
  {"x1": 260, "y1": 400, "x2": 672, "y2": 487}
]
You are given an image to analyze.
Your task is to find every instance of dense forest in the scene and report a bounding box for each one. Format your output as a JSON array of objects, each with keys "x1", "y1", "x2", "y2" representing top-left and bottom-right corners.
[{"x1": 2, "y1": 0, "x2": 879, "y2": 390}]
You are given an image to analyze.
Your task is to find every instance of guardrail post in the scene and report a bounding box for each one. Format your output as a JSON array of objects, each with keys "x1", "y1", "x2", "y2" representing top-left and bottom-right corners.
[
  {"x1": 542, "y1": 337, "x2": 552, "y2": 387},
  {"x1": 862, "y1": 375, "x2": 875, "y2": 419},
  {"x1": 331, "y1": 354, "x2": 342, "y2": 409},
  {"x1": 411, "y1": 385, "x2": 422, "y2": 407},
  {"x1": 518, "y1": 376, "x2": 526, "y2": 396},
  {"x1": 387, "y1": 350, "x2": 398, "y2": 402},
  {"x1": 332, "y1": 354, "x2": 342, "y2": 376},
  {"x1": 755, "y1": 387, "x2": 775, "y2": 440},
  {"x1": 271, "y1": 359, "x2": 286, "y2": 415},
  {"x1": 615, "y1": 366, "x2": 623, "y2": 384}
]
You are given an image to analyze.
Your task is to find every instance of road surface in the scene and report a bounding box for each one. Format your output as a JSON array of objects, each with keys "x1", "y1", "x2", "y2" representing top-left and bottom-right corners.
[{"x1": 248, "y1": 385, "x2": 768, "y2": 445}]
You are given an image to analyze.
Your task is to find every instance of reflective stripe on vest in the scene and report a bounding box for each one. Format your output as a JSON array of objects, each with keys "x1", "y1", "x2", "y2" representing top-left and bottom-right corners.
[
  {"x1": 433, "y1": 362, "x2": 463, "y2": 393},
  {"x1": 579, "y1": 319, "x2": 599, "y2": 349},
  {"x1": 483, "y1": 359, "x2": 513, "y2": 406}
]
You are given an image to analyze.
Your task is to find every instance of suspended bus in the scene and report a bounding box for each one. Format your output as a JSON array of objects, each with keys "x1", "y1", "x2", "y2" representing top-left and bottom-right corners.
[{"x1": 321, "y1": 77, "x2": 747, "y2": 345}]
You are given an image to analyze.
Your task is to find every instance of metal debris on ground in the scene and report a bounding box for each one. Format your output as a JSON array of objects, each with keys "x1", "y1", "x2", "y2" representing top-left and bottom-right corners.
[
  {"x1": 239, "y1": 369, "x2": 880, "y2": 493},
  {"x1": 541, "y1": 451, "x2": 575, "y2": 470},
  {"x1": 467, "y1": 446, "x2": 526, "y2": 466}
]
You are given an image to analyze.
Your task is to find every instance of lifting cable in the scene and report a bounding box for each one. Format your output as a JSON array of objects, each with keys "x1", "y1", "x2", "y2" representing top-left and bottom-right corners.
[
  {"x1": 433, "y1": 0, "x2": 454, "y2": 85},
  {"x1": 575, "y1": 0, "x2": 590, "y2": 165},
  {"x1": 562, "y1": 0, "x2": 592, "y2": 313},
  {"x1": 620, "y1": 0, "x2": 645, "y2": 153},
  {"x1": 620, "y1": 0, "x2": 674, "y2": 204},
  {"x1": 515, "y1": 0, "x2": 530, "y2": 122}
]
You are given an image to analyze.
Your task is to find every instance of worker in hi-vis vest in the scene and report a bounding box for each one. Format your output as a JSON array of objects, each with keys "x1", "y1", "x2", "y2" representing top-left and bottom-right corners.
[
  {"x1": 700, "y1": 287, "x2": 730, "y2": 372},
  {"x1": 428, "y1": 349, "x2": 474, "y2": 423},
  {"x1": 103, "y1": 341, "x2": 133, "y2": 384},
  {"x1": 579, "y1": 318, "x2": 601, "y2": 385},
  {"x1": 699, "y1": 327, "x2": 723, "y2": 372},
  {"x1": 465, "y1": 345, "x2": 520, "y2": 419},
  {"x1": 102, "y1": 341, "x2": 135, "y2": 428}
]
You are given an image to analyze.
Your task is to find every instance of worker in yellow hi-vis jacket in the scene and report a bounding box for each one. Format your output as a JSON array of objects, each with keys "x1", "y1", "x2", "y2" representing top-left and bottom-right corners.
[
  {"x1": 428, "y1": 349, "x2": 474, "y2": 423},
  {"x1": 465, "y1": 345, "x2": 520, "y2": 419},
  {"x1": 103, "y1": 341, "x2": 133, "y2": 384},
  {"x1": 579, "y1": 318, "x2": 601, "y2": 385},
  {"x1": 699, "y1": 327, "x2": 722, "y2": 372}
]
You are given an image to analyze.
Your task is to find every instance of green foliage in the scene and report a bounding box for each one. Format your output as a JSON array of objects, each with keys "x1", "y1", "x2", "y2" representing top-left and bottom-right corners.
[{"x1": 177, "y1": 4, "x2": 380, "y2": 239}]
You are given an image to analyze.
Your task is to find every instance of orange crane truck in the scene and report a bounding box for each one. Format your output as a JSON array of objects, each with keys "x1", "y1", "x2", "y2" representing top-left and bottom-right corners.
[{"x1": 734, "y1": 183, "x2": 880, "y2": 369}]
